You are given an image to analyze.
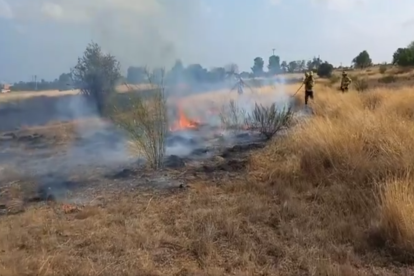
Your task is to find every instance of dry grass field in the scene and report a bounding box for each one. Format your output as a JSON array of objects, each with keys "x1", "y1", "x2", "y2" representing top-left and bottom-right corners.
[
  {"x1": 1, "y1": 69, "x2": 414, "y2": 275},
  {"x1": 0, "y1": 84, "x2": 157, "y2": 103}
]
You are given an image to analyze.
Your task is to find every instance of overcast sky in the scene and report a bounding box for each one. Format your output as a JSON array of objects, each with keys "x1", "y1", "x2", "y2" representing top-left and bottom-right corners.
[{"x1": 0, "y1": 0, "x2": 413, "y2": 82}]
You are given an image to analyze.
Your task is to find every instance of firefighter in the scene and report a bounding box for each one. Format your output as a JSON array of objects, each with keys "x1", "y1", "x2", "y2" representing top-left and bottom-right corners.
[
  {"x1": 340, "y1": 71, "x2": 352, "y2": 93},
  {"x1": 303, "y1": 71, "x2": 314, "y2": 105}
]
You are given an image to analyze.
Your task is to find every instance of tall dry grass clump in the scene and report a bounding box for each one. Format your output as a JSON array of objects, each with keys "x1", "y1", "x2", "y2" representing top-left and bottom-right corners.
[
  {"x1": 294, "y1": 110, "x2": 414, "y2": 184},
  {"x1": 110, "y1": 73, "x2": 168, "y2": 169},
  {"x1": 376, "y1": 89, "x2": 414, "y2": 120},
  {"x1": 352, "y1": 76, "x2": 369, "y2": 92},
  {"x1": 377, "y1": 177, "x2": 414, "y2": 254},
  {"x1": 250, "y1": 85, "x2": 414, "y2": 260},
  {"x1": 379, "y1": 64, "x2": 388, "y2": 74}
]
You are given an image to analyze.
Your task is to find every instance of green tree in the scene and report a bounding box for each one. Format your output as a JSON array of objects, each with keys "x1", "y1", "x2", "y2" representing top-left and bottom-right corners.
[
  {"x1": 352, "y1": 50, "x2": 372, "y2": 69},
  {"x1": 280, "y1": 61, "x2": 288, "y2": 72},
  {"x1": 172, "y1": 59, "x2": 184, "y2": 72},
  {"x1": 57, "y1": 73, "x2": 73, "y2": 90},
  {"x1": 185, "y1": 64, "x2": 207, "y2": 83},
  {"x1": 209, "y1": 67, "x2": 226, "y2": 82},
  {"x1": 71, "y1": 42, "x2": 121, "y2": 115},
  {"x1": 298, "y1": 60, "x2": 306, "y2": 71},
  {"x1": 392, "y1": 42, "x2": 414, "y2": 67},
  {"x1": 251, "y1": 57, "x2": 264, "y2": 76},
  {"x1": 127, "y1": 66, "x2": 147, "y2": 84},
  {"x1": 393, "y1": 48, "x2": 414, "y2": 66},
  {"x1": 239, "y1": 71, "x2": 252, "y2": 78},
  {"x1": 307, "y1": 57, "x2": 322, "y2": 70},
  {"x1": 152, "y1": 68, "x2": 165, "y2": 84},
  {"x1": 317, "y1": 61, "x2": 334, "y2": 78},
  {"x1": 287, "y1": 61, "x2": 298, "y2": 73},
  {"x1": 408, "y1": 41, "x2": 414, "y2": 51},
  {"x1": 166, "y1": 59, "x2": 185, "y2": 84},
  {"x1": 225, "y1": 63, "x2": 239, "y2": 75},
  {"x1": 267, "y1": 55, "x2": 281, "y2": 75}
]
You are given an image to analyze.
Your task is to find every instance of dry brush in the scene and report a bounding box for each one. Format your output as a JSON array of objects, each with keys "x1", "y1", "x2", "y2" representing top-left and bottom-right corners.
[{"x1": 109, "y1": 73, "x2": 168, "y2": 169}]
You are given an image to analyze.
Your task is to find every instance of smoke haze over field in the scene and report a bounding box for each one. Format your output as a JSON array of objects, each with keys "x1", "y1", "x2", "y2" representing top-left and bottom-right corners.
[{"x1": 0, "y1": 0, "x2": 414, "y2": 82}]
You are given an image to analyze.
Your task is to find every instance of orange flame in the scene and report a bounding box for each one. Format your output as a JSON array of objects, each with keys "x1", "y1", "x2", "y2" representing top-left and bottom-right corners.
[{"x1": 170, "y1": 106, "x2": 200, "y2": 131}]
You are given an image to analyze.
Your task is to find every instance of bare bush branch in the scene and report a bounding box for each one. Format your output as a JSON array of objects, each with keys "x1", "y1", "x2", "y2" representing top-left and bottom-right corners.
[
  {"x1": 219, "y1": 100, "x2": 248, "y2": 132},
  {"x1": 219, "y1": 100, "x2": 292, "y2": 139},
  {"x1": 245, "y1": 103, "x2": 293, "y2": 140},
  {"x1": 110, "y1": 69, "x2": 168, "y2": 170}
]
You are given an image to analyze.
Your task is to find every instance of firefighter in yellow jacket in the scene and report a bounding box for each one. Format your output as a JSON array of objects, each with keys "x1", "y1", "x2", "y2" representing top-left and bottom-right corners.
[
  {"x1": 340, "y1": 71, "x2": 352, "y2": 93},
  {"x1": 303, "y1": 71, "x2": 314, "y2": 105}
]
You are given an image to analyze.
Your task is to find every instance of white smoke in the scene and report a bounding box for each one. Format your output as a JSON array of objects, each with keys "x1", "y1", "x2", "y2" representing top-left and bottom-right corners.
[{"x1": 4, "y1": 0, "x2": 210, "y2": 69}]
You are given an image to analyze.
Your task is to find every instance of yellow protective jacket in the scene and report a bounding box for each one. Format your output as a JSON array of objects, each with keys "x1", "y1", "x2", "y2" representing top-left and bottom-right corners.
[
  {"x1": 341, "y1": 76, "x2": 352, "y2": 88},
  {"x1": 303, "y1": 75, "x2": 314, "y2": 91}
]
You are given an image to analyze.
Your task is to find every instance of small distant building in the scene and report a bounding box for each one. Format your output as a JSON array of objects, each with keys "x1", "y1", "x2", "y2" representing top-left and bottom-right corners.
[{"x1": 1, "y1": 83, "x2": 11, "y2": 93}]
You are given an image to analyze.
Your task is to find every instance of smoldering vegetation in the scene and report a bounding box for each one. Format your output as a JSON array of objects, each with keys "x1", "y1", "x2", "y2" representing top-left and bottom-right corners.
[
  {"x1": 0, "y1": 43, "x2": 297, "y2": 205},
  {"x1": 0, "y1": 88, "x2": 295, "y2": 204},
  {"x1": 0, "y1": 77, "x2": 301, "y2": 132}
]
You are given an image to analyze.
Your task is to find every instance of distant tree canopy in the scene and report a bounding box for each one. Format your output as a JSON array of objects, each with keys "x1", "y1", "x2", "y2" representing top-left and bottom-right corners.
[
  {"x1": 280, "y1": 61, "x2": 288, "y2": 72},
  {"x1": 287, "y1": 60, "x2": 306, "y2": 73},
  {"x1": 9, "y1": 53, "x2": 339, "y2": 91},
  {"x1": 126, "y1": 62, "x2": 228, "y2": 85},
  {"x1": 267, "y1": 55, "x2": 281, "y2": 75},
  {"x1": 392, "y1": 41, "x2": 414, "y2": 67},
  {"x1": 352, "y1": 50, "x2": 372, "y2": 69},
  {"x1": 126, "y1": 66, "x2": 147, "y2": 84},
  {"x1": 317, "y1": 61, "x2": 334, "y2": 78},
  {"x1": 251, "y1": 57, "x2": 265, "y2": 76},
  {"x1": 125, "y1": 55, "x2": 321, "y2": 85},
  {"x1": 307, "y1": 57, "x2": 323, "y2": 71},
  {"x1": 10, "y1": 73, "x2": 73, "y2": 91}
]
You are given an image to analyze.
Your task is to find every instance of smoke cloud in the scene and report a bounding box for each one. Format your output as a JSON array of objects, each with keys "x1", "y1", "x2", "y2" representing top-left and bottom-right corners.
[{"x1": 5, "y1": 0, "x2": 209, "y2": 71}]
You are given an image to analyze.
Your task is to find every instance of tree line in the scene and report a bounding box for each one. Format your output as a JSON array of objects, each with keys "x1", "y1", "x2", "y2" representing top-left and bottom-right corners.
[
  {"x1": 350, "y1": 41, "x2": 414, "y2": 69},
  {"x1": 5, "y1": 40, "x2": 414, "y2": 92},
  {"x1": 125, "y1": 56, "x2": 332, "y2": 85},
  {"x1": 126, "y1": 39, "x2": 414, "y2": 84},
  {"x1": 9, "y1": 73, "x2": 73, "y2": 91}
]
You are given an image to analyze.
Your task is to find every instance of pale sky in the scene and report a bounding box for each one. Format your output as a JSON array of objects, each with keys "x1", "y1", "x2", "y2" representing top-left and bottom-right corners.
[{"x1": 0, "y1": 0, "x2": 413, "y2": 82}]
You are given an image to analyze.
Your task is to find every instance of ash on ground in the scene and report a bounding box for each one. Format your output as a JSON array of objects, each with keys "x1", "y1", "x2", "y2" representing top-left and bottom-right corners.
[{"x1": 0, "y1": 118, "x2": 284, "y2": 206}]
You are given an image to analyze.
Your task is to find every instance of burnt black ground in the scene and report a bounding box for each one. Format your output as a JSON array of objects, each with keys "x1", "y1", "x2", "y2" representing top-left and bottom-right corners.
[
  {"x1": 0, "y1": 103, "x2": 309, "y2": 208},
  {"x1": 0, "y1": 122, "x2": 269, "y2": 206}
]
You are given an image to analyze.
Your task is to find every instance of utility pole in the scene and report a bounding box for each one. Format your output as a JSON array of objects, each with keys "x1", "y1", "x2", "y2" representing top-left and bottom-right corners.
[
  {"x1": 34, "y1": 75, "x2": 37, "y2": 90},
  {"x1": 272, "y1": 48, "x2": 275, "y2": 55}
]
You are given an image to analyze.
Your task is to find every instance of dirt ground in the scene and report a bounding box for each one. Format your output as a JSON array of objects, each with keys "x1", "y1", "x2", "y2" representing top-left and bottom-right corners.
[{"x1": 1, "y1": 75, "x2": 414, "y2": 275}]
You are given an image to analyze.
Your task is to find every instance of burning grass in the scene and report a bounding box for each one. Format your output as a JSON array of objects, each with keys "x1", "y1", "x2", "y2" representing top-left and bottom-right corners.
[
  {"x1": 2, "y1": 84, "x2": 414, "y2": 275},
  {"x1": 169, "y1": 105, "x2": 200, "y2": 131}
]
